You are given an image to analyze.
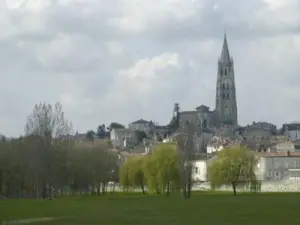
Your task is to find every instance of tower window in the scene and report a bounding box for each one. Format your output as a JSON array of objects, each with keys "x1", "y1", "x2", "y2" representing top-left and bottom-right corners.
[
  {"x1": 227, "y1": 93, "x2": 230, "y2": 99},
  {"x1": 224, "y1": 68, "x2": 227, "y2": 76},
  {"x1": 222, "y1": 83, "x2": 225, "y2": 90},
  {"x1": 219, "y1": 68, "x2": 222, "y2": 76},
  {"x1": 222, "y1": 93, "x2": 225, "y2": 99}
]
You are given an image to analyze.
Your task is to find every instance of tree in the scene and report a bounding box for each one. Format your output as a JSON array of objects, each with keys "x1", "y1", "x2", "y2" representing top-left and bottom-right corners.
[
  {"x1": 24, "y1": 102, "x2": 73, "y2": 199},
  {"x1": 108, "y1": 122, "x2": 125, "y2": 130},
  {"x1": 136, "y1": 130, "x2": 147, "y2": 143},
  {"x1": 120, "y1": 156, "x2": 147, "y2": 194},
  {"x1": 86, "y1": 130, "x2": 95, "y2": 142},
  {"x1": 150, "y1": 143, "x2": 180, "y2": 195},
  {"x1": 168, "y1": 103, "x2": 180, "y2": 133},
  {"x1": 208, "y1": 145, "x2": 257, "y2": 196},
  {"x1": 96, "y1": 124, "x2": 106, "y2": 139},
  {"x1": 175, "y1": 121, "x2": 196, "y2": 199},
  {"x1": 173, "y1": 102, "x2": 180, "y2": 123}
]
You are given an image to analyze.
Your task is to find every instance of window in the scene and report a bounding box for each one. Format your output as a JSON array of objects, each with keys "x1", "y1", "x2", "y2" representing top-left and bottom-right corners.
[
  {"x1": 224, "y1": 68, "x2": 227, "y2": 76},
  {"x1": 195, "y1": 167, "x2": 199, "y2": 174},
  {"x1": 222, "y1": 83, "x2": 225, "y2": 90},
  {"x1": 226, "y1": 93, "x2": 229, "y2": 99},
  {"x1": 222, "y1": 94, "x2": 225, "y2": 99},
  {"x1": 226, "y1": 83, "x2": 229, "y2": 89},
  {"x1": 202, "y1": 120, "x2": 207, "y2": 128},
  {"x1": 219, "y1": 68, "x2": 222, "y2": 76}
]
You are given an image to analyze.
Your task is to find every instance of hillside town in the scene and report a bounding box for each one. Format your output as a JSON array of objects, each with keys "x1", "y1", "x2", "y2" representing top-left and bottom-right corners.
[
  {"x1": 82, "y1": 34, "x2": 300, "y2": 192},
  {"x1": 1, "y1": 34, "x2": 300, "y2": 197}
]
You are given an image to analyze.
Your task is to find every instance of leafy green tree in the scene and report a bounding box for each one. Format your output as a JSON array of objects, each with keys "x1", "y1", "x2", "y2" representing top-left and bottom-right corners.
[
  {"x1": 208, "y1": 145, "x2": 257, "y2": 195},
  {"x1": 120, "y1": 156, "x2": 147, "y2": 194},
  {"x1": 143, "y1": 156, "x2": 160, "y2": 194},
  {"x1": 150, "y1": 143, "x2": 180, "y2": 195},
  {"x1": 119, "y1": 160, "x2": 131, "y2": 192},
  {"x1": 128, "y1": 156, "x2": 146, "y2": 194}
]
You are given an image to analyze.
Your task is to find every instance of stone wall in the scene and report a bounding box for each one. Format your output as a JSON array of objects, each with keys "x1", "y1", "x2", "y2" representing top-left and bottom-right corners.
[
  {"x1": 261, "y1": 180, "x2": 300, "y2": 192},
  {"x1": 195, "y1": 180, "x2": 300, "y2": 192}
]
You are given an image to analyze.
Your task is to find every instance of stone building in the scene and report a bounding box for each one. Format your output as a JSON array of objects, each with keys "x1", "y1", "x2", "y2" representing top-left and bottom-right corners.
[
  {"x1": 179, "y1": 34, "x2": 238, "y2": 130},
  {"x1": 282, "y1": 122, "x2": 300, "y2": 141},
  {"x1": 128, "y1": 119, "x2": 152, "y2": 134},
  {"x1": 110, "y1": 128, "x2": 138, "y2": 148},
  {"x1": 256, "y1": 152, "x2": 300, "y2": 181}
]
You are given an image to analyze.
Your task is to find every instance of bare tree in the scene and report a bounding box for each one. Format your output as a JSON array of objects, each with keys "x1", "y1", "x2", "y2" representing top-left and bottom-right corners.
[
  {"x1": 175, "y1": 121, "x2": 196, "y2": 199},
  {"x1": 25, "y1": 102, "x2": 73, "y2": 198}
]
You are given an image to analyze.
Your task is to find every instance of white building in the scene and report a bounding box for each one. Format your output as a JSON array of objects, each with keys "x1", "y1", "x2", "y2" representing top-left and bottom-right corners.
[
  {"x1": 275, "y1": 141, "x2": 295, "y2": 153},
  {"x1": 193, "y1": 159, "x2": 208, "y2": 182}
]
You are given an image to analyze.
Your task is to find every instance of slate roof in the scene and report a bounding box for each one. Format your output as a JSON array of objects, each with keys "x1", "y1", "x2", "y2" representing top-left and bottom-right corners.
[{"x1": 131, "y1": 119, "x2": 150, "y2": 124}]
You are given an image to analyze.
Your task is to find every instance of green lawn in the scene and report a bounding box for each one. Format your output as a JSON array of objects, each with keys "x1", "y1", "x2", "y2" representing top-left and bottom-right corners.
[{"x1": 1, "y1": 192, "x2": 300, "y2": 225}]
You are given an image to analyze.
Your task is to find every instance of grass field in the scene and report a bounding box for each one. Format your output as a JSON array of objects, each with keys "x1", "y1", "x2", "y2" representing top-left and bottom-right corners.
[{"x1": 1, "y1": 192, "x2": 300, "y2": 225}]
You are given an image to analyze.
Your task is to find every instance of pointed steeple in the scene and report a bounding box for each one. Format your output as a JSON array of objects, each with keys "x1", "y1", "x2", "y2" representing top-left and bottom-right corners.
[{"x1": 220, "y1": 32, "x2": 231, "y2": 62}]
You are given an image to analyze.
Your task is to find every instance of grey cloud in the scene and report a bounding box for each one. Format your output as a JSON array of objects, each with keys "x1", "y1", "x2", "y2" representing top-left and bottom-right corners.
[{"x1": 0, "y1": 0, "x2": 300, "y2": 136}]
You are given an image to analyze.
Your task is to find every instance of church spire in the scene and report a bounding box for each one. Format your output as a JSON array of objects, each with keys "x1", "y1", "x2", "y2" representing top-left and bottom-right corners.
[{"x1": 220, "y1": 32, "x2": 231, "y2": 62}]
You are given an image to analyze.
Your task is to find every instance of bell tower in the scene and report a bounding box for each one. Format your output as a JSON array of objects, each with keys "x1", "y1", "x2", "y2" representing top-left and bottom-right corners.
[{"x1": 215, "y1": 33, "x2": 238, "y2": 126}]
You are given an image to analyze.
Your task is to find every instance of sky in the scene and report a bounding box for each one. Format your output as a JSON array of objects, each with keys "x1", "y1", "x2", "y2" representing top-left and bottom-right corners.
[{"x1": 1, "y1": 0, "x2": 300, "y2": 137}]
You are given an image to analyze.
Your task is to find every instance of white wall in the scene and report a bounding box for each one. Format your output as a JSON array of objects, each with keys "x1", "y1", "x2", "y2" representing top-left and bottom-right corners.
[
  {"x1": 284, "y1": 130, "x2": 300, "y2": 141},
  {"x1": 193, "y1": 160, "x2": 207, "y2": 182},
  {"x1": 256, "y1": 156, "x2": 300, "y2": 181},
  {"x1": 207, "y1": 145, "x2": 224, "y2": 154}
]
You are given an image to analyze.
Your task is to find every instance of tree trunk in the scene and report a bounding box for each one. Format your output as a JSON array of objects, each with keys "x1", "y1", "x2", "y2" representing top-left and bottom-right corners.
[
  {"x1": 112, "y1": 182, "x2": 116, "y2": 193},
  {"x1": 101, "y1": 183, "x2": 106, "y2": 195},
  {"x1": 0, "y1": 169, "x2": 3, "y2": 194},
  {"x1": 140, "y1": 182, "x2": 145, "y2": 194},
  {"x1": 232, "y1": 183, "x2": 237, "y2": 196},
  {"x1": 166, "y1": 182, "x2": 170, "y2": 196}
]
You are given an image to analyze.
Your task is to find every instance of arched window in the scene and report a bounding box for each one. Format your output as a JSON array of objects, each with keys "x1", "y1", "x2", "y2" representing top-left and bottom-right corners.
[
  {"x1": 226, "y1": 93, "x2": 229, "y2": 99},
  {"x1": 222, "y1": 83, "x2": 225, "y2": 90},
  {"x1": 224, "y1": 68, "x2": 227, "y2": 76}
]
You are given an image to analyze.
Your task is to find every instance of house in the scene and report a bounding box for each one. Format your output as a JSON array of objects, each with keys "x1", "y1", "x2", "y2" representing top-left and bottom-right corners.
[
  {"x1": 274, "y1": 141, "x2": 295, "y2": 153},
  {"x1": 192, "y1": 154, "x2": 218, "y2": 183},
  {"x1": 256, "y1": 152, "x2": 300, "y2": 181},
  {"x1": 206, "y1": 136, "x2": 241, "y2": 154},
  {"x1": 110, "y1": 128, "x2": 138, "y2": 148},
  {"x1": 128, "y1": 119, "x2": 153, "y2": 134},
  {"x1": 282, "y1": 122, "x2": 300, "y2": 141}
]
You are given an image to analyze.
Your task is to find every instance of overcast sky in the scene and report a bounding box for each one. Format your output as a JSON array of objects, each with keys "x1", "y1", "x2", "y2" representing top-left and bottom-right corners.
[{"x1": 1, "y1": 0, "x2": 300, "y2": 136}]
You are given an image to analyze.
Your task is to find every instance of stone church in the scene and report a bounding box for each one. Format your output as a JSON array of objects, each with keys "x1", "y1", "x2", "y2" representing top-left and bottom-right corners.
[{"x1": 179, "y1": 34, "x2": 238, "y2": 131}]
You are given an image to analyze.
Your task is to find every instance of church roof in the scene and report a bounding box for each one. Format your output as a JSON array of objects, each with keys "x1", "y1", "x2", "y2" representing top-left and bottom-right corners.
[{"x1": 220, "y1": 33, "x2": 231, "y2": 62}]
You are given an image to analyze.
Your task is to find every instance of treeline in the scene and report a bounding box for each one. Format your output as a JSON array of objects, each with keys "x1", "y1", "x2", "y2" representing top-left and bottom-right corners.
[
  {"x1": 0, "y1": 102, "x2": 258, "y2": 199},
  {"x1": 0, "y1": 102, "x2": 120, "y2": 198},
  {"x1": 119, "y1": 144, "x2": 259, "y2": 196},
  {"x1": 120, "y1": 143, "x2": 180, "y2": 195}
]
